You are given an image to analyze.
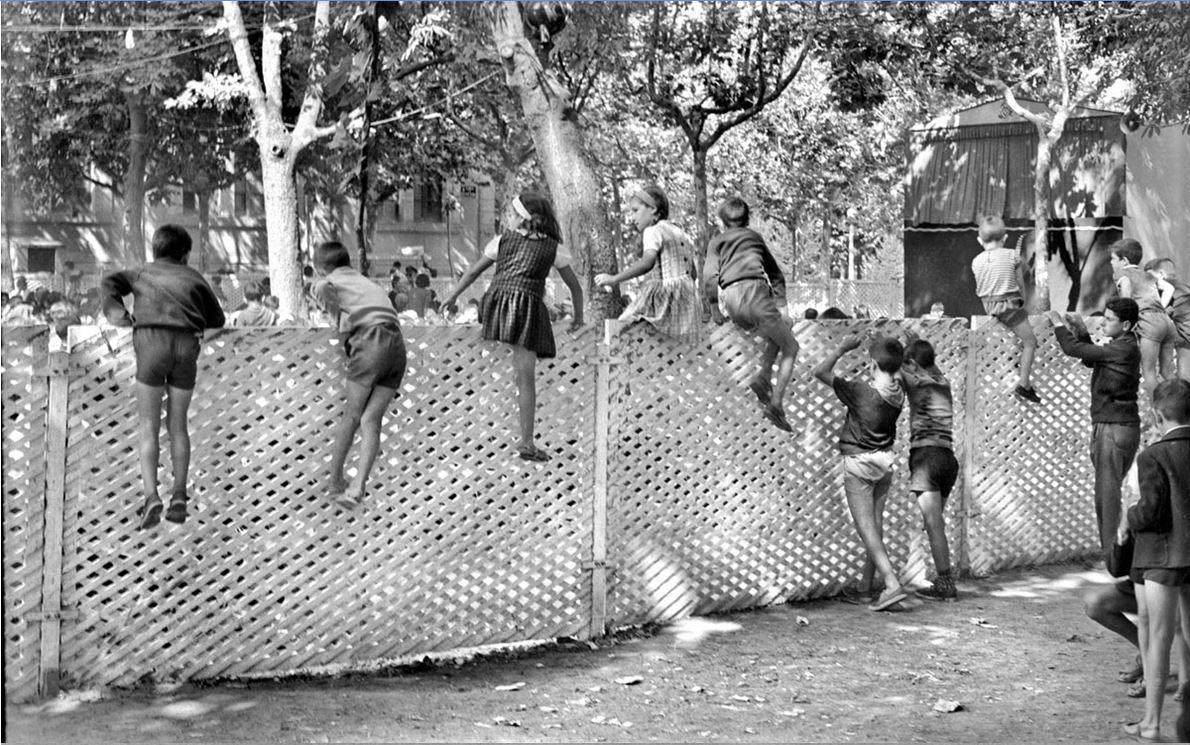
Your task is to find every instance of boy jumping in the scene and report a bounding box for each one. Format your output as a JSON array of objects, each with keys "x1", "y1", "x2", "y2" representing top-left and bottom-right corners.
[
  {"x1": 704, "y1": 197, "x2": 800, "y2": 432},
  {"x1": 101, "y1": 225, "x2": 225, "y2": 529},
  {"x1": 311, "y1": 241, "x2": 407, "y2": 509},
  {"x1": 812, "y1": 332, "x2": 908, "y2": 611},
  {"x1": 971, "y1": 216, "x2": 1040, "y2": 403}
]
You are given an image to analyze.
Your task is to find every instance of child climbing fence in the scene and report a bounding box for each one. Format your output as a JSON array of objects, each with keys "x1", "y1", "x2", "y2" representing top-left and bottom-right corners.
[{"x1": 2, "y1": 317, "x2": 1101, "y2": 702}]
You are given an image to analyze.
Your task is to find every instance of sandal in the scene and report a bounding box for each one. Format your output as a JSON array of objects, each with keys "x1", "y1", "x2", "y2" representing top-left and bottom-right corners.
[
  {"x1": 748, "y1": 379, "x2": 771, "y2": 406},
  {"x1": 137, "y1": 497, "x2": 163, "y2": 530},
  {"x1": 838, "y1": 587, "x2": 876, "y2": 605},
  {"x1": 1128, "y1": 678, "x2": 1146, "y2": 698},
  {"x1": 517, "y1": 445, "x2": 551, "y2": 462},
  {"x1": 1122, "y1": 721, "x2": 1162, "y2": 742},
  {"x1": 763, "y1": 405, "x2": 794, "y2": 433},
  {"x1": 164, "y1": 491, "x2": 188, "y2": 524},
  {"x1": 868, "y1": 586, "x2": 909, "y2": 612},
  {"x1": 1119, "y1": 655, "x2": 1144, "y2": 683}
]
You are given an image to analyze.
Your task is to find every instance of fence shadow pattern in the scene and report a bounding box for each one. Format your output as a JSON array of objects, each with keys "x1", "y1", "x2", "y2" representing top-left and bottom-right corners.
[{"x1": 2, "y1": 318, "x2": 1100, "y2": 700}]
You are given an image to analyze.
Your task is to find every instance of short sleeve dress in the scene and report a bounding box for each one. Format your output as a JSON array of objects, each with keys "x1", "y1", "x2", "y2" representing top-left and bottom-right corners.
[
  {"x1": 480, "y1": 230, "x2": 571, "y2": 359},
  {"x1": 618, "y1": 220, "x2": 702, "y2": 344}
]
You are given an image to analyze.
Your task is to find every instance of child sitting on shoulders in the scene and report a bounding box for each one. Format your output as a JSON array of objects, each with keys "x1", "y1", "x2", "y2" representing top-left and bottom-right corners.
[{"x1": 311, "y1": 241, "x2": 408, "y2": 510}]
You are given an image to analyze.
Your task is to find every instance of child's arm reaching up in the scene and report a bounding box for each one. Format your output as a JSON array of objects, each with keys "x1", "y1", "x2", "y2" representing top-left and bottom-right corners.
[
  {"x1": 556, "y1": 265, "x2": 585, "y2": 332},
  {"x1": 442, "y1": 256, "x2": 495, "y2": 310},
  {"x1": 811, "y1": 334, "x2": 863, "y2": 386},
  {"x1": 100, "y1": 270, "x2": 136, "y2": 327}
]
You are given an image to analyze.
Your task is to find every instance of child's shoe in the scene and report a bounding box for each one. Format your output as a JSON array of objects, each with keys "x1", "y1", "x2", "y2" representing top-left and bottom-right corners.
[
  {"x1": 137, "y1": 494, "x2": 163, "y2": 530},
  {"x1": 1013, "y1": 385, "x2": 1041, "y2": 404},
  {"x1": 164, "y1": 490, "x2": 189, "y2": 524},
  {"x1": 868, "y1": 585, "x2": 909, "y2": 612},
  {"x1": 748, "y1": 378, "x2": 772, "y2": 406},
  {"x1": 763, "y1": 405, "x2": 793, "y2": 433},
  {"x1": 918, "y1": 571, "x2": 958, "y2": 601}
]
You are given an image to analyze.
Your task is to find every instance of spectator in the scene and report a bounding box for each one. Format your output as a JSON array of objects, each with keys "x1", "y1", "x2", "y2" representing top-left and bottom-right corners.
[
  {"x1": 820, "y1": 306, "x2": 850, "y2": 319},
  {"x1": 220, "y1": 270, "x2": 246, "y2": 312},
  {"x1": 924, "y1": 302, "x2": 947, "y2": 320},
  {"x1": 3, "y1": 295, "x2": 34, "y2": 325},
  {"x1": 63, "y1": 260, "x2": 84, "y2": 296},
  {"x1": 229, "y1": 282, "x2": 278, "y2": 327},
  {"x1": 410, "y1": 272, "x2": 433, "y2": 317},
  {"x1": 804, "y1": 308, "x2": 819, "y2": 320}
]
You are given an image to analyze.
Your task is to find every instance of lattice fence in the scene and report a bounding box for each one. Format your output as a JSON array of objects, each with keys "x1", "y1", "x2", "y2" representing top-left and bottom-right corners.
[
  {"x1": 785, "y1": 281, "x2": 904, "y2": 318},
  {"x1": 2, "y1": 327, "x2": 50, "y2": 699},
  {"x1": 2, "y1": 316, "x2": 1112, "y2": 702}
]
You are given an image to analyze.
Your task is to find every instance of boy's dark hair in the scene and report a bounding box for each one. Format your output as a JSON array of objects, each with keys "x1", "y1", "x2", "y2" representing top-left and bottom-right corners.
[
  {"x1": 1105, "y1": 297, "x2": 1139, "y2": 327},
  {"x1": 978, "y1": 215, "x2": 1007, "y2": 244},
  {"x1": 244, "y1": 281, "x2": 266, "y2": 303},
  {"x1": 1153, "y1": 379, "x2": 1190, "y2": 424},
  {"x1": 152, "y1": 225, "x2": 193, "y2": 261},
  {"x1": 1, "y1": 292, "x2": 9, "y2": 304},
  {"x1": 405, "y1": 265, "x2": 417, "y2": 277},
  {"x1": 906, "y1": 338, "x2": 936, "y2": 369},
  {"x1": 718, "y1": 197, "x2": 750, "y2": 227},
  {"x1": 390, "y1": 291, "x2": 410, "y2": 312},
  {"x1": 1111, "y1": 238, "x2": 1144, "y2": 266},
  {"x1": 634, "y1": 185, "x2": 670, "y2": 220},
  {"x1": 1145, "y1": 257, "x2": 1175, "y2": 273},
  {"x1": 517, "y1": 190, "x2": 563, "y2": 243},
  {"x1": 820, "y1": 306, "x2": 849, "y2": 319},
  {"x1": 804, "y1": 308, "x2": 819, "y2": 320},
  {"x1": 869, "y1": 335, "x2": 904, "y2": 374},
  {"x1": 303, "y1": 265, "x2": 315, "y2": 279},
  {"x1": 415, "y1": 272, "x2": 431, "y2": 289},
  {"x1": 314, "y1": 241, "x2": 352, "y2": 271}
]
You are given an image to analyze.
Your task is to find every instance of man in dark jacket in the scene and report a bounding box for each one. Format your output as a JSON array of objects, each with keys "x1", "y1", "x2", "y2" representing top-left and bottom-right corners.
[{"x1": 102, "y1": 225, "x2": 225, "y2": 529}]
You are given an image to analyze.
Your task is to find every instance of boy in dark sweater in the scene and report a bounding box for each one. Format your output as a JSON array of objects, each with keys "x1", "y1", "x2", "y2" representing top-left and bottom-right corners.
[
  {"x1": 812, "y1": 332, "x2": 908, "y2": 612},
  {"x1": 101, "y1": 225, "x2": 225, "y2": 528},
  {"x1": 703, "y1": 197, "x2": 799, "y2": 432},
  {"x1": 1048, "y1": 298, "x2": 1142, "y2": 557}
]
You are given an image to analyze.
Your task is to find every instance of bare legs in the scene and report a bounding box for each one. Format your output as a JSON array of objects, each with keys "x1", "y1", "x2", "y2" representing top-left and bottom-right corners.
[
  {"x1": 917, "y1": 490, "x2": 951, "y2": 575},
  {"x1": 328, "y1": 380, "x2": 398, "y2": 502},
  {"x1": 1011, "y1": 320, "x2": 1038, "y2": 391},
  {"x1": 135, "y1": 382, "x2": 193, "y2": 499},
  {"x1": 844, "y1": 471, "x2": 901, "y2": 595},
  {"x1": 1138, "y1": 337, "x2": 1166, "y2": 400},
  {"x1": 511, "y1": 345, "x2": 539, "y2": 452}
]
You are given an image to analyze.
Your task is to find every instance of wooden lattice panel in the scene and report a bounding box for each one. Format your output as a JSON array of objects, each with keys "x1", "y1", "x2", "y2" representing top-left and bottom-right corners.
[
  {"x1": 2, "y1": 326, "x2": 50, "y2": 701},
  {"x1": 605, "y1": 319, "x2": 970, "y2": 628},
  {"x1": 54, "y1": 325, "x2": 594, "y2": 689},
  {"x1": 964, "y1": 317, "x2": 1100, "y2": 575}
]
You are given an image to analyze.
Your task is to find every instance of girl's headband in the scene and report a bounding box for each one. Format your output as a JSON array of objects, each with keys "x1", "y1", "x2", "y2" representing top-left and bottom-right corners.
[
  {"x1": 512, "y1": 197, "x2": 532, "y2": 221},
  {"x1": 632, "y1": 189, "x2": 657, "y2": 209}
]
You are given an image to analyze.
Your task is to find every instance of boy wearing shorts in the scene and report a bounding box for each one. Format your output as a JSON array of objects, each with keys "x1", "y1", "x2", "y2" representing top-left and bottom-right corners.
[
  {"x1": 704, "y1": 197, "x2": 800, "y2": 432},
  {"x1": 1144, "y1": 257, "x2": 1190, "y2": 380},
  {"x1": 312, "y1": 241, "x2": 407, "y2": 509},
  {"x1": 812, "y1": 333, "x2": 908, "y2": 611},
  {"x1": 101, "y1": 225, "x2": 225, "y2": 529},
  {"x1": 971, "y1": 216, "x2": 1040, "y2": 403},
  {"x1": 899, "y1": 331, "x2": 960, "y2": 600},
  {"x1": 1120, "y1": 379, "x2": 1190, "y2": 741},
  {"x1": 1113, "y1": 239, "x2": 1177, "y2": 398}
]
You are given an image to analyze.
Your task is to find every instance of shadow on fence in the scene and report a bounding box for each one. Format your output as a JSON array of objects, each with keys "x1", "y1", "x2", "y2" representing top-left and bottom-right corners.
[{"x1": 2, "y1": 316, "x2": 1100, "y2": 702}]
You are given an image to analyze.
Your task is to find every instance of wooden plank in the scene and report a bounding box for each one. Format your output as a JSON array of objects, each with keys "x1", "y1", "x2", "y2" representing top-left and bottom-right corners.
[
  {"x1": 38, "y1": 350, "x2": 70, "y2": 697},
  {"x1": 587, "y1": 320, "x2": 615, "y2": 639},
  {"x1": 959, "y1": 320, "x2": 981, "y2": 576}
]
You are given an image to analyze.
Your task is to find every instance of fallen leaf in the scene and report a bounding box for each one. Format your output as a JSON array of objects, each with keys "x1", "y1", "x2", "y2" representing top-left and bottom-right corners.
[
  {"x1": 968, "y1": 617, "x2": 998, "y2": 629},
  {"x1": 778, "y1": 709, "x2": 805, "y2": 717},
  {"x1": 492, "y1": 716, "x2": 521, "y2": 727},
  {"x1": 796, "y1": 616, "x2": 810, "y2": 626},
  {"x1": 1065, "y1": 634, "x2": 1085, "y2": 643},
  {"x1": 731, "y1": 694, "x2": 751, "y2": 703},
  {"x1": 745, "y1": 727, "x2": 757, "y2": 734},
  {"x1": 539, "y1": 706, "x2": 558, "y2": 714},
  {"x1": 588, "y1": 685, "x2": 605, "y2": 693},
  {"x1": 493, "y1": 682, "x2": 525, "y2": 692},
  {"x1": 615, "y1": 675, "x2": 644, "y2": 686},
  {"x1": 933, "y1": 699, "x2": 964, "y2": 713}
]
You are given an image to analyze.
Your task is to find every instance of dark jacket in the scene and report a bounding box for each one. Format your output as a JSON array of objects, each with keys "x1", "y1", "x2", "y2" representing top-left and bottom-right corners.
[
  {"x1": 1053, "y1": 326, "x2": 1140, "y2": 424},
  {"x1": 101, "y1": 260, "x2": 225, "y2": 332},
  {"x1": 1129, "y1": 427, "x2": 1190, "y2": 570},
  {"x1": 702, "y1": 227, "x2": 786, "y2": 304}
]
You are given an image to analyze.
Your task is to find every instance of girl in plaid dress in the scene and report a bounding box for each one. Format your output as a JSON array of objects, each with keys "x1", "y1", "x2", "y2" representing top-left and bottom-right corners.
[
  {"x1": 444, "y1": 191, "x2": 584, "y2": 462},
  {"x1": 594, "y1": 186, "x2": 702, "y2": 344}
]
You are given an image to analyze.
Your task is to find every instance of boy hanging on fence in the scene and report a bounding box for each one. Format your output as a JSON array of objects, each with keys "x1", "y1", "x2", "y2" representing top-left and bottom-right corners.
[
  {"x1": 312, "y1": 240, "x2": 408, "y2": 510},
  {"x1": 1119, "y1": 379, "x2": 1190, "y2": 742},
  {"x1": 1144, "y1": 257, "x2": 1190, "y2": 381},
  {"x1": 1047, "y1": 299, "x2": 1142, "y2": 558},
  {"x1": 101, "y1": 225, "x2": 225, "y2": 529},
  {"x1": 812, "y1": 332, "x2": 909, "y2": 611},
  {"x1": 1113, "y1": 239, "x2": 1177, "y2": 399},
  {"x1": 703, "y1": 196, "x2": 799, "y2": 432},
  {"x1": 970, "y1": 215, "x2": 1040, "y2": 404},
  {"x1": 898, "y1": 330, "x2": 960, "y2": 600}
]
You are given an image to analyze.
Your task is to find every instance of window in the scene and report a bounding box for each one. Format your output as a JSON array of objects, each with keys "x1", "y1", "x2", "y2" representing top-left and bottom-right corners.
[
  {"x1": 27, "y1": 247, "x2": 56, "y2": 273},
  {"x1": 393, "y1": 197, "x2": 401, "y2": 222},
  {"x1": 234, "y1": 178, "x2": 264, "y2": 217},
  {"x1": 413, "y1": 180, "x2": 443, "y2": 222},
  {"x1": 181, "y1": 189, "x2": 198, "y2": 213}
]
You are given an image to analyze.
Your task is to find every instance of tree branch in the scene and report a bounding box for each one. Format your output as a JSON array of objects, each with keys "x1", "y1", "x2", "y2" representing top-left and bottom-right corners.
[
  {"x1": 293, "y1": 2, "x2": 335, "y2": 149},
  {"x1": 970, "y1": 69, "x2": 1050, "y2": 130},
  {"x1": 261, "y1": 9, "x2": 284, "y2": 120},
  {"x1": 644, "y1": 4, "x2": 694, "y2": 143},
  {"x1": 446, "y1": 110, "x2": 500, "y2": 148},
  {"x1": 221, "y1": 1, "x2": 269, "y2": 124},
  {"x1": 1052, "y1": 13, "x2": 1071, "y2": 109}
]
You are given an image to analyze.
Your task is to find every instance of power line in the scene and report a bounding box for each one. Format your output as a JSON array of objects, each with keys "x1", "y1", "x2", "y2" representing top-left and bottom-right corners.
[{"x1": 370, "y1": 71, "x2": 502, "y2": 129}]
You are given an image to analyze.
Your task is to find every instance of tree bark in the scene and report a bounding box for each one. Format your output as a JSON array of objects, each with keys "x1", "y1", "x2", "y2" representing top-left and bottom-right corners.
[
  {"x1": 197, "y1": 191, "x2": 211, "y2": 273},
  {"x1": 122, "y1": 91, "x2": 147, "y2": 266},
  {"x1": 354, "y1": 2, "x2": 382, "y2": 277},
  {"x1": 692, "y1": 147, "x2": 710, "y2": 264},
  {"x1": 489, "y1": 3, "x2": 617, "y2": 320}
]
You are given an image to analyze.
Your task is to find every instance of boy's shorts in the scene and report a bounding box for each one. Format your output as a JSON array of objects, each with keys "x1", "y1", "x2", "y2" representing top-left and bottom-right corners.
[
  {"x1": 842, "y1": 450, "x2": 895, "y2": 501},
  {"x1": 720, "y1": 279, "x2": 798, "y2": 354},
  {"x1": 981, "y1": 292, "x2": 1028, "y2": 328},
  {"x1": 1175, "y1": 316, "x2": 1190, "y2": 350},
  {"x1": 133, "y1": 326, "x2": 202, "y2": 390},
  {"x1": 345, "y1": 323, "x2": 406, "y2": 389},
  {"x1": 1135, "y1": 308, "x2": 1178, "y2": 345},
  {"x1": 909, "y1": 446, "x2": 959, "y2": 499},
  {"x1": 1130, "y1": 567, "x2": 1190, "y2": 586}
]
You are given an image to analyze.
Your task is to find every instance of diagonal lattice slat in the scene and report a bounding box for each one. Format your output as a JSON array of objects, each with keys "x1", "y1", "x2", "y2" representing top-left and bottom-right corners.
[{"x1": 2, "y1": 326, "x2": 50, "y2": 699}]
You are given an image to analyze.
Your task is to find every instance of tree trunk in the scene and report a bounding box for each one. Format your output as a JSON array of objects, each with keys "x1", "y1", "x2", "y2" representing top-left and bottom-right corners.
[
  {"x1": 122, "y1": 91, "x2": 148, "y2": 266},
  {"x1": 1031, "y1": 133, "x2": 1052, "y2": 312},
  {"x1": 197, "y1": 192, "x2": 211, "y2": 273},
  {"x1": 691, "y1": 147, "x2": 710, "y2": 265},
  {"x1": 259, "y1": 138, "x2": 303, "y2": 317},
  {"x1": 489, "y1": 3, "x2": 617, "y2": 320},
  {"x1": 354, "y1": 3, "x2": 381, "y2": 277}
]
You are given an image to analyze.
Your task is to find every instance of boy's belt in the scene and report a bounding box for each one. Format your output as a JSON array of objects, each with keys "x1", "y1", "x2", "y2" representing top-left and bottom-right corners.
[{"x1": 719, "y1": 276, "x2": 768, "y2": 290}]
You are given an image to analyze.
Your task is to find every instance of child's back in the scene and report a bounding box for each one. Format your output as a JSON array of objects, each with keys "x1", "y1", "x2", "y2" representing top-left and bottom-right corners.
[
  {"x1": 833, "y1": 374, "x2": 904, "y2": 454},
  {"x1": 1116, "y1": 264, "x2": 1164, "y2": 311},
  {"x1": 102, "y1": 261, "x2": 224, "y2": 332},
  {"x1": 971, "y1": 247, "x2": 1020, "y2": 299}
]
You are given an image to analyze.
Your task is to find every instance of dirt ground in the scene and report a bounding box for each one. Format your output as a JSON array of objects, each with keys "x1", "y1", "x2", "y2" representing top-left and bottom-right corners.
[{"x1": 5, "y1": 563, "x2": 1180, "y2": 743}]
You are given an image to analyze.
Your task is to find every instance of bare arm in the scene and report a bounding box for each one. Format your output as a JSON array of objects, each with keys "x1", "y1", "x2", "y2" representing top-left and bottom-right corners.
[
  {"x1": 442, "y1": 256, "x2": 495, "y2": 308},
  {"x1": 812, "y1": 335, "x2": 863, "y2": 386},
  {"x1": 594, "y1": 250, "x2": 658, "y2": 288}
]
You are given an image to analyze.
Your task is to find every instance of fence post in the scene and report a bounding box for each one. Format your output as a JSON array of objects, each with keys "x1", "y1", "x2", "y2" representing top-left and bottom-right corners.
[
  {"x1": 37, "y1": 350, "x2": 71, "y2": 697},
  {"x1": 585, "y1": 321, "x2": 620, "y2": 639},
  {"x1": 958, "y1": 322, "x2": 981, "y2": 576}
]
